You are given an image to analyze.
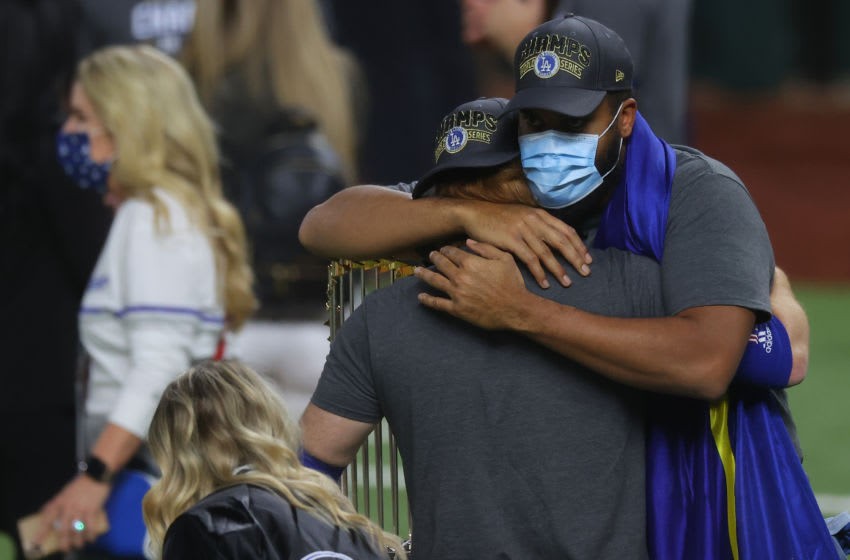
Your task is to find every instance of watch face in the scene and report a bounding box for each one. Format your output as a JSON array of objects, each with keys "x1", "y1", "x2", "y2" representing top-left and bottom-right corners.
[{"x1": 79, "y1": 456, "x2": 112, "y2": 483}]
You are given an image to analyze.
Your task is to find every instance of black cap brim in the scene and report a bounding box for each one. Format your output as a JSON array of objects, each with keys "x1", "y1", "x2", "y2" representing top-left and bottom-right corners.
[
  {"x1": 412, "y1": 148, "x2": 518, "y2": 199},
  {"x1": 499, "y1": 87, "x2": 607, "y2": 119}
]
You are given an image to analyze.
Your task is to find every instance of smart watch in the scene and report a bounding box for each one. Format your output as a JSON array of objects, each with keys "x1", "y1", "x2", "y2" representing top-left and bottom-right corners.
[{"x1": 78, "y1": 455, "x2": 115, "y2": 484}]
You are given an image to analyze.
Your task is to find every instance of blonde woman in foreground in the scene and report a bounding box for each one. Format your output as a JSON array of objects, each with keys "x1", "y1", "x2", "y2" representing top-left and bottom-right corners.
[
  {"x1": 143, "y1": 360, "x2": 402, "y2": 559},
  {"x1": 36, "y1": 45, "x2": 256, "y2": 554}
]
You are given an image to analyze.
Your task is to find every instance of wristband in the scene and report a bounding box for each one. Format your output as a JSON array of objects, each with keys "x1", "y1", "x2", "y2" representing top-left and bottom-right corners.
[
  {"x1": 734, "y1": 316, "x2": 792, "y2": 387},
  {"x1": 299, "y1": 449, "x2": 346, "y2": 482},
  {"x1": 78, "y1": 454, "x2": 115, "y2": 484}
]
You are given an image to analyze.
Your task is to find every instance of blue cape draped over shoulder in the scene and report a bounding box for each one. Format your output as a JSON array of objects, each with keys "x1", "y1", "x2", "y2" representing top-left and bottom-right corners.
[{"x1": 593, "y1": 112, "x2": 836, "y2": 559}]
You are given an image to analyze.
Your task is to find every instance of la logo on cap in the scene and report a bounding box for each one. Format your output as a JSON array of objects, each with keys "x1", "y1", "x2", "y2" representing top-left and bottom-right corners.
[
  {"x1": 445, "y1": 126, "x2": 468, "y2": 154},
  {"x1": 534, "y1": 51, "x2": 560, "y2": 79},
  {"x1": 615, "y1": 69, "x2": 625, "y2": 82},
  {"x1": 433, "y1": 107, "x2": 498, "y2": 162}
]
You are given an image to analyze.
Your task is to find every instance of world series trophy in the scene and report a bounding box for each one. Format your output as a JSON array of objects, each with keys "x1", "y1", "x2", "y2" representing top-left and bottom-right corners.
[{"x1": 327, "y1": 259, "x2": 415, "y2": 558}]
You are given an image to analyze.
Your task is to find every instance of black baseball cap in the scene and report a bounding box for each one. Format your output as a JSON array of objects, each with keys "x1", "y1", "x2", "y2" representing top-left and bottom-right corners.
[
  {"x1": 413, "y1": 97, "x2": 519, "y2": 199},
  {"x1": 501, "y1": 14, "x2": 633, "y2": 118}
]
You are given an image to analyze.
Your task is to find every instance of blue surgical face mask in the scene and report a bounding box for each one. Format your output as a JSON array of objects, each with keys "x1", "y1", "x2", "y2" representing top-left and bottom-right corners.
[
  {"x1": 56, "y1": 131, "x2": 112, "y2": 194},
  {"x1": 519, "y1": 103, "x2": 624, "y2": 209}
]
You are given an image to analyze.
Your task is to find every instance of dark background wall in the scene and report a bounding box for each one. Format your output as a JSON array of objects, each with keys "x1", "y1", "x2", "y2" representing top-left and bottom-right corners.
[{"x1": 689, "y1": 0, "x2": 850, "y2": 282}]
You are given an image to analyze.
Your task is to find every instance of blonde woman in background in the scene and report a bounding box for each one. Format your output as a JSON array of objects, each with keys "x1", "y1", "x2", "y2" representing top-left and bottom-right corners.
[
  {"x1": 181, "y1": 0, "x2": 360, "y2": 421},
  {"x1": 143, "y1": 360, "x2": 402, "y2": 559},
  {"x1": 182, "y1": 0, "x2": 357, "y2": 179},
  {"x1": 35, "y1": 44, "x2": 256, "y2": 554}
]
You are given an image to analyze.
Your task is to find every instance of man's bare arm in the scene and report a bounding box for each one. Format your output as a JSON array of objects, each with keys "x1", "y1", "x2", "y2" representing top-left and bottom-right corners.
[
  {"x1": 298, "y1": 185, "x2": 591, "y2": 287},
  {"x1": 300, "y1": 403, "x2": 375, "y2": 467},
  {"x1": 299, "y1": 185, "x2": 456, "y2": 261},
  {"x1": 771, "y1": 267, "x2": 810, "y2": 386},
  {"x1": 518, "y1": 299, "x2": 753, "y2": 400},
  {"x1": 416, "y1": 241, "x2": 753, "y2": 400}
]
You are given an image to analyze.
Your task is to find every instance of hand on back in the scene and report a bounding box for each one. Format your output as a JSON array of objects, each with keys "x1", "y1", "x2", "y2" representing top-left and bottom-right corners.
[{"x1": 457, "y1": 200, "x2": 591, "y2": 288}]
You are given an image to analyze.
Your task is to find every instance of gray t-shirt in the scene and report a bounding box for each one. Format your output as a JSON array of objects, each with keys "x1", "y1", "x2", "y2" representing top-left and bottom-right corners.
[
  {"x1": 662, "y1": 146, "x2": 773, "y2": 319},
  {"x1": 312, "y1": 248, "x2": 664, "y2": 560},
  {"x1": 388, "y1": 180, "x2": 416, "y2": 194}
]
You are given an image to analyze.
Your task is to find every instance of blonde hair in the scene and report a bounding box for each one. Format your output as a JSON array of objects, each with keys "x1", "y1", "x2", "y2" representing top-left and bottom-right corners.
[
  {"x1": 76, "y1": 45, "x2": 257, "y2": 329},
  {"x1": 433, "y1": 159, "x2": 537, "y2": 206},
  {"x1": 182, "y1": 0, "x2": 358, "y2": 180},
  {"x1": 143, "y1": 361, "x2": 403, "y2": 558}
]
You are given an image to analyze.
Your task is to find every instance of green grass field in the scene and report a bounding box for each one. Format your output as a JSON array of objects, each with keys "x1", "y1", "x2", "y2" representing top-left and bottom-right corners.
[
  {"x1": 787, "y1": 284, "x2": 850, "y2": 514},
  {"x1": 0, "y1": 535, "x2": 11, "y2": 560},
  {"x1": 2, "y1": 285, "x2": 847, "y2": 559}
]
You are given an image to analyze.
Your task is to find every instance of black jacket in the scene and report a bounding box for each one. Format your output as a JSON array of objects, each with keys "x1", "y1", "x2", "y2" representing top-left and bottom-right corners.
[
  {"x1": 0, "y1": 0, "x2": 112, "y2": 414},
  {"x1": 162, "y1": 484, "x2": 389, "y2": 560}
]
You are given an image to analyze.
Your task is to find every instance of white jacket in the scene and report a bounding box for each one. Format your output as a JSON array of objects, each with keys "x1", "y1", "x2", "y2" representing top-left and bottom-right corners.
[{"x1": 80, "y1": 189, "x2": 223, "y2": 438}]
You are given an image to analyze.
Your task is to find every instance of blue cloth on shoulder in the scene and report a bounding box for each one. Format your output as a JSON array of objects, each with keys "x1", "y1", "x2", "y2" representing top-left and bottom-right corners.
[{"x1": 594, "y1": 111, "x2": 675, "y2": 262}]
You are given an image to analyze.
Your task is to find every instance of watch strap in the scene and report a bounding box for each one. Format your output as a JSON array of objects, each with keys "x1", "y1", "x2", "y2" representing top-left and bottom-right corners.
[{"x1": 78, "y1": 455, "x2": 115, "y2": 484}]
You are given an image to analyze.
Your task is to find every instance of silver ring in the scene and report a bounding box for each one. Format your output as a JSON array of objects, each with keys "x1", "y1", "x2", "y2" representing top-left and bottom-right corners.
[{"x1": 72, "y1": 519, "x2": 86, "y2": 533}]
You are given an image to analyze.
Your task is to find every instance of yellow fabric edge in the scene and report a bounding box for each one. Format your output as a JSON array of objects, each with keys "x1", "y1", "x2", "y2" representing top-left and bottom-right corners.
[{"x1": 710, "y1": 396, "x2": 740, "y2": 560}]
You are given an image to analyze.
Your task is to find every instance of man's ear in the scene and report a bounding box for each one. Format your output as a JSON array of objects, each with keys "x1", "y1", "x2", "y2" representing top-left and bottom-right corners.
[{"x1": 619, "y1": 98, "x2": 638, "y2": 139}]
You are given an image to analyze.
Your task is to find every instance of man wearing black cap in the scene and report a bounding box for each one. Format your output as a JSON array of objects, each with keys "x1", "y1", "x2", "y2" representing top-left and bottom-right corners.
[
  {"x1": 416, "y1": 13, "x2": 778, "y2": 401},
  {"x1": 298, "y1": 14, "x2": 819, "y2": 558},
  {"x1": 302, "y1": 97, "x2": 667, "y2": 559}
]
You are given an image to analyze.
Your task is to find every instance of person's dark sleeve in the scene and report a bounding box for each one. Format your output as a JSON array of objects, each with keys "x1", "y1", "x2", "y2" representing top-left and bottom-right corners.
[{"x1": 162, "y1": 514, "x2": 229, "y2": 560}]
